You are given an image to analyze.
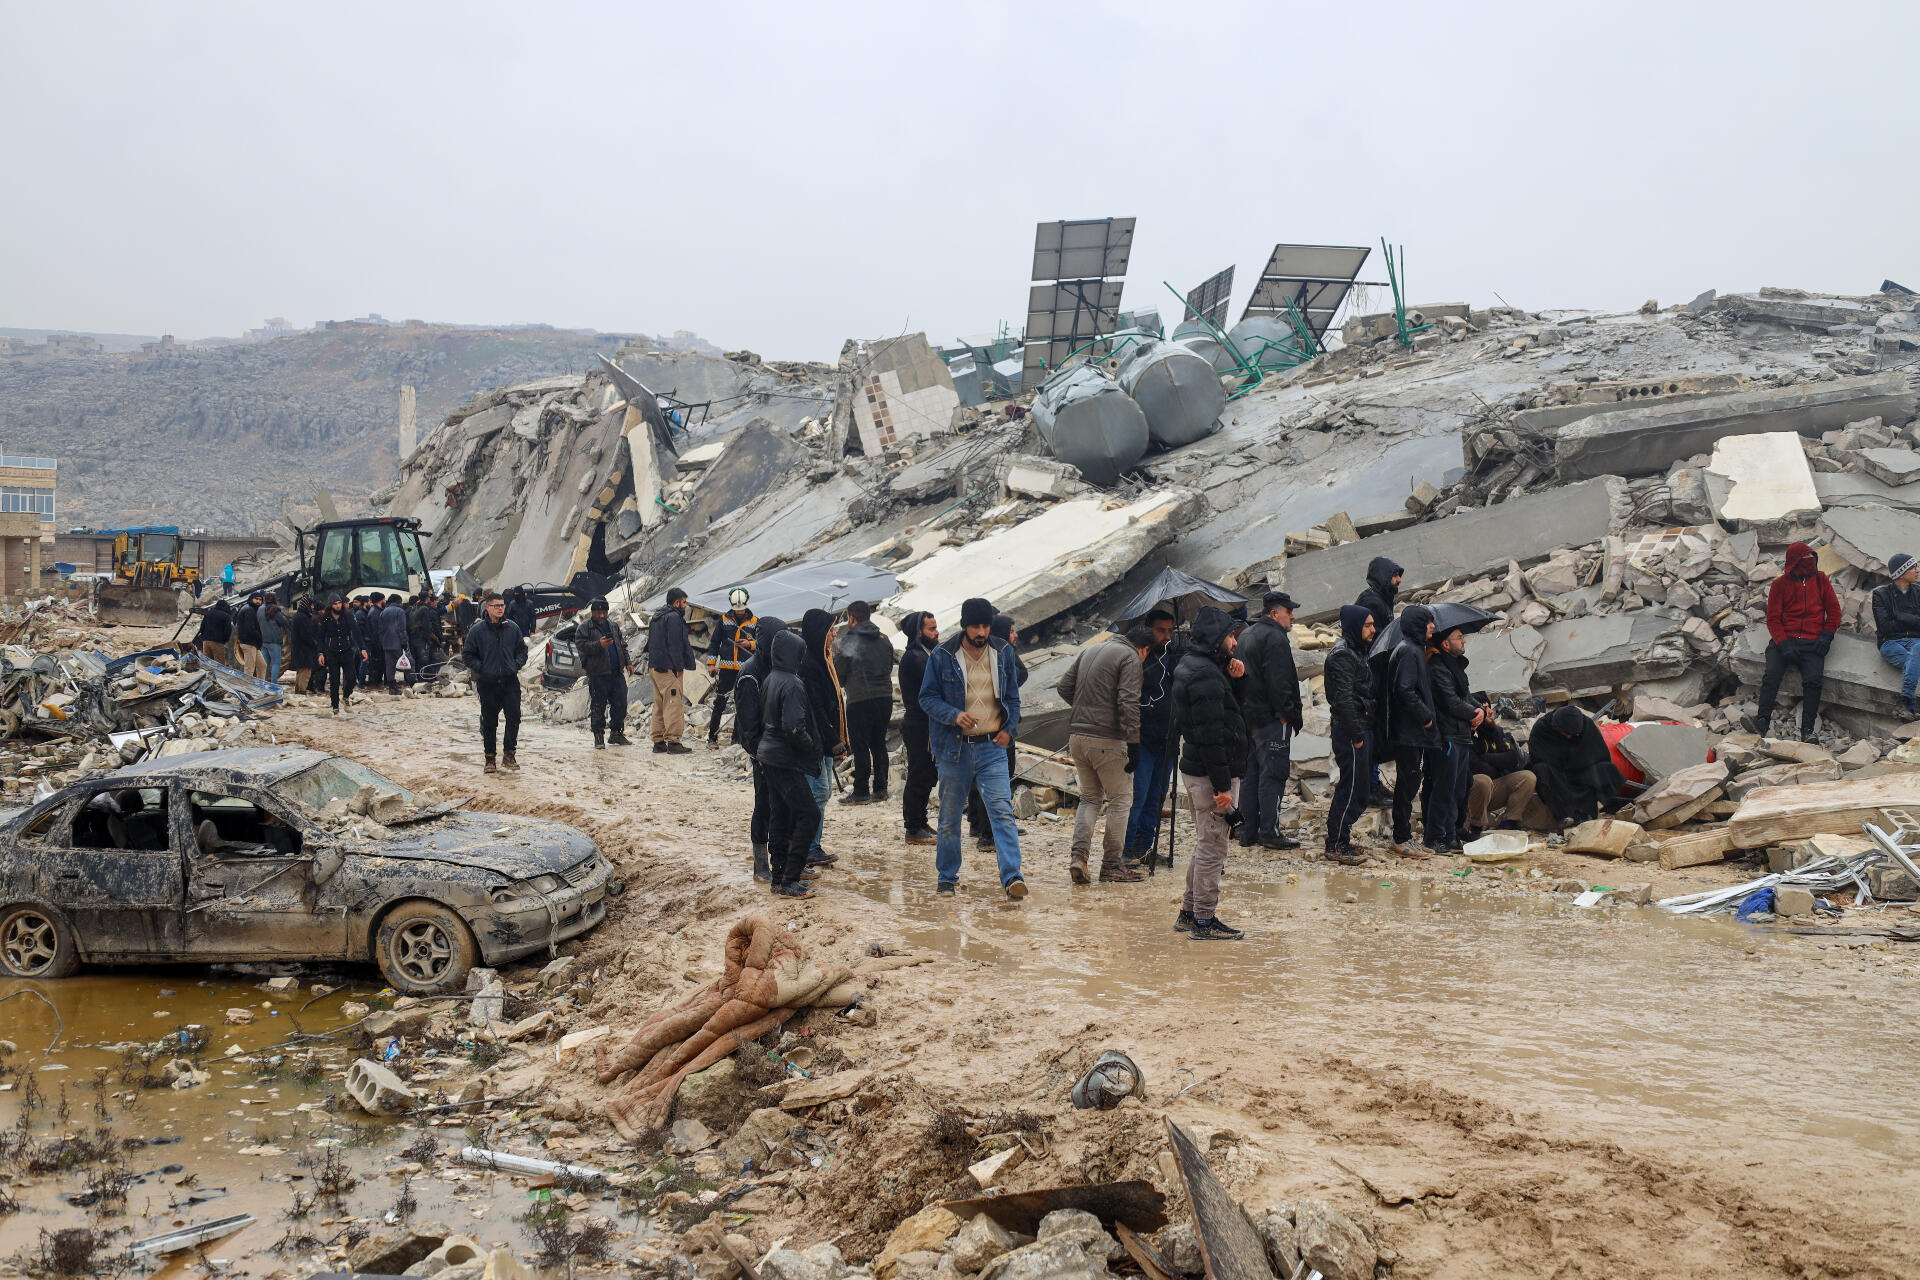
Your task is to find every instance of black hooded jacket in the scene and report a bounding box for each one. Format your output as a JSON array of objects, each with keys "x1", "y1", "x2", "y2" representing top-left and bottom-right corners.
[
  {"x1": 1171, "y1": 607, "x2": 1249, "y2": 792},
  {"x1": 1383, "y1": 603, "x2": 1439, "y2": 749},
  {"x1": 1236, "y1": 614, "x2": 1301, "y2": 731},
  {"x1": 991, "y1": 614, "x2": 1029, "y2": 687},
  {"x1": 234, "y1": 601, "x2": 263, "y2": 647},
  {"x1": 196, "y1": 601, "x2": 233, "y2": 646},
  {"x1": 732, "y1": 616, "x2": 786, "y2": 753},
  {"x1": 897, "y1": 611, "x2": 936, "y2": 725},
  {"x1": 1427, "y1": 645, "x2": 1478, "y2": 744},
  {"x1": 286, "y1": 608, "x2": 319, "y2": 669},
  {"x1": 1528, "y1": 706, "x2": 1624, "y2": 824},
  {"x1": 1356, "y1": 557, "x2": 1402, "y2": 631},
  {"x1": 834, "y1": 619, "x2": 897, "y2": 704},
  {"x1": 1325, "y1": 606, "x2": 1375, "y2": 745},
  {"x1": 800, "y1": 609, "x2": 846, "y2": 756},
  {"x1": 757, "y1": 629, "x2": 824, "y2": 772}
]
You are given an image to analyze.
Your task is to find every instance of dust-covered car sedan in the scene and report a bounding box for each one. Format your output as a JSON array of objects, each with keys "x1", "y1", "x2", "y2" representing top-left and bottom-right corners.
[{"x1": 0, "y1": 748, "x2": 616, "y2": 993}]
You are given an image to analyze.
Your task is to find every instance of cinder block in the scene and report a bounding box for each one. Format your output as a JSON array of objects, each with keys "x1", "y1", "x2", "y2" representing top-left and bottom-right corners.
[{"x1": 345, "y1": 1057, "x2": 417, "y2": 1116}]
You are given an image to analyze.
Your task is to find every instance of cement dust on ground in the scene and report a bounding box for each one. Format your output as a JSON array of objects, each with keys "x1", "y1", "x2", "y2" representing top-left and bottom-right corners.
[{"x1": 5, "y1": 687, "x2": 1918, "y2": 1279}]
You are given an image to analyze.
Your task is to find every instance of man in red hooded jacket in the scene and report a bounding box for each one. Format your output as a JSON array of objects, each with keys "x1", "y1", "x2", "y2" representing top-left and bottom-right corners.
[{"x1": 1756, "y1": 541, "x2": 1841, "y2": 739}]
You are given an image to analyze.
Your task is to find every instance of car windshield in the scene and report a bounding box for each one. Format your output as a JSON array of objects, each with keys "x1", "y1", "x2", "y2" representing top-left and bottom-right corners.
[{"x1": 277, "y1": 756, "x2": 416, "y2": 814}]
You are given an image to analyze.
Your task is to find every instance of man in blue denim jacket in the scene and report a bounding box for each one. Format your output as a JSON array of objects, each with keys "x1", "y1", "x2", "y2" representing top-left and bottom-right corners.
[{"x1": 919, "y1": 596, "x2": 1027, "y2": 899}]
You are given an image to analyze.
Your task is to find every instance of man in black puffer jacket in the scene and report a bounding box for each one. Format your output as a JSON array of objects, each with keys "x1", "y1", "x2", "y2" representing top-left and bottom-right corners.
[
  {"x1": 1234, "y1": 590, "x2": 1303, "y2": 852},
  {"x1": 1170, "y1": 607, "x2": 1250, "y2": 941},
  {"x1": 757, "y1": 629, "x2": 825, "y2": 899},
  {"x1": 732, "y1": 616, "x2": 786, "y2": 882},
  {"x1": 1355, "y1": 556, "x2": 1403, "y2": 806},
  {"x1": 576, "y1": 597, "x2": 633, "y2": 749},
  {"x1": 462, "y1": 593, "x2": 528, "y2": 775},
  {"x1": 895, "y1": 610, "x2": 939, "y2": 845},
  {"x1": 798, "y1": 609, "x2": 848, "y2": 870},
  {"x1": 1323, "y1": 605, "x2": 1376, "y2": 865},
  {"x1": 1381, "y1": 603, "x2": 1438, "y2": 857},
  {"x1": 833, "y1": 601, "x2": 897, "y2": 804},
  {"x1": 1423, "y1": 625, "x2": 1483, "y2": 854}
]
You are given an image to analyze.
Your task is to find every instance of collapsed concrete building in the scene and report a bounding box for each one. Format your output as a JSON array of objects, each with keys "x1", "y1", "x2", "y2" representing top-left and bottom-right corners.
[{"x1": 379, "y1": 284, "x2": 1920, "y2": 769}]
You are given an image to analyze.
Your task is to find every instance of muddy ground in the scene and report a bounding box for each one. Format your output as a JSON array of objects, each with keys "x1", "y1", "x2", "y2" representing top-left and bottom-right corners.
[{"x1": 5, "y1": 684, "x2": 1920, "y2": 1279}]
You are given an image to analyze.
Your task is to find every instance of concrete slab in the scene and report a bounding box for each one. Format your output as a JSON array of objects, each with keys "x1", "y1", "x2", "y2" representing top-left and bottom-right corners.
[
  {"x1": 1618, "y1": 723, "x2": 1715, "y2": 781},
  {"x1": 1813, "y1": 471, "x2": 1920, "y2": 515},
  {"x1": 1732, "y1": 624, "x2": 1906, "y2": 719},
  {"x1": 1555, "y1": 373, "x2": 1918, "y2": 480},
  {"x1": 1704, "y1": 432, "x2": 1819, "y2": 529},
  {"x1": 1856, "y1": 447, "x2": 1920, "y2": 487},
  {"x1": 1282, "y1": 479, "x2": 1619, "y2": 622},
  {"x1": 886, "y1": 488, "x2": 1203, "y2": 632},
  {"x1": 1818, "y1": 505, "x2": 1920, "y2": 576},
  {"x1": 1465, "y1": 626, "x2": 1545, "y2": 696},
  {"x1": 1532, "y1": 609, "x2": 1694, "y2": 691}
]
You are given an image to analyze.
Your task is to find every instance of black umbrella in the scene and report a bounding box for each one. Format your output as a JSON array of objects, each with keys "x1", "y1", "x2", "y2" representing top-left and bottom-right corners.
[
  {"x1": 1112, "y1": 566, "x2": 1246, "y2": 628},
  {"x1": 1368, "y1": 601, "x2": 1496, "y2": 658}
]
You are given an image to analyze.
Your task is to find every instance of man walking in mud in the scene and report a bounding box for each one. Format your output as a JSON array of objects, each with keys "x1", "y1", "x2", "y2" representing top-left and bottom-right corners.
[
  {"x1": 463, "y1": 592, "x2": 528, "y2": 774},
  {"x1": 920, "y1": 596, "x2": 1027, "y2": 899}
]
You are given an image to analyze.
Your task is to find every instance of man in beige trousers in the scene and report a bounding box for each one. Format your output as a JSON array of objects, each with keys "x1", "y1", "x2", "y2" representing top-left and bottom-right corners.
[
  {"x1": 647, "y1": 587, "x2": 696, "y2": 754},
  {"x1": 1056, "y1": 625, "x2": 1152, "y2": 884}
]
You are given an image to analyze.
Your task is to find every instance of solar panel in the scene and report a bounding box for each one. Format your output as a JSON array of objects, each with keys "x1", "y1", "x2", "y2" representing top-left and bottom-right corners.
[
  {"x1": 1032, "y1": 218, "x2": 1136, "y2": 281},
  {"x1": 1022, "y1": 279, "x2": 1126, "y2": 381},
  {"x1": 1185, "y1": 266, "x2": 1235, "y2": 331},
  {"x1": 1240, "y1": 243, "x2": 1372, "y2": 338}
]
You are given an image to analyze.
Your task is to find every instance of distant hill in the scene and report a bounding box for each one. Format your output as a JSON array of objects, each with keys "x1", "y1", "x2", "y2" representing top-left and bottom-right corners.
[
  {"x1": 0, "y1": 327, "x2": 161, "y2": 354},
  {"x1": 0, "y1": 323, "x2": 637, "y2": 532}
]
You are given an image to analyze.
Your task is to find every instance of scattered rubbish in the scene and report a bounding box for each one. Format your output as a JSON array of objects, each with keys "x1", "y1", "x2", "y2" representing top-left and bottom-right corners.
[
  {"x1": 1071, "y1": 1050, "x2": 1146, "y2": 1110},
  {"x1": 458, "y1": 1147, "x2": 605, "y2": 1181},
  {"x1": 1462, "y1": 832, "x2": 1531, "y2": 862},
  {"x1": 941, "y1": 1181, "x2": 1168, "y2": 1237},
  {"x1": 130, "y1": 1213, "x2": 255, "y2": 1257}
]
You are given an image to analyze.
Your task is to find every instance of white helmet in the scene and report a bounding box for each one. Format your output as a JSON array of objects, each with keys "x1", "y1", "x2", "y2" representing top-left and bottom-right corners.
[{"x1": 728, "y1": 587, "x2": 750, "y2": 608}]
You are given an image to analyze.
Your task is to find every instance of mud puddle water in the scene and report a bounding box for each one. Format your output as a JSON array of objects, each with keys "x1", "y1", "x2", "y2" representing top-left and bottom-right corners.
[
  {"x1": 0, "y1": 970, "x2": 640, "y2": 1277},
  {"x1": 839, "y1": 853, "x2": 1920, "y2": 1184}
]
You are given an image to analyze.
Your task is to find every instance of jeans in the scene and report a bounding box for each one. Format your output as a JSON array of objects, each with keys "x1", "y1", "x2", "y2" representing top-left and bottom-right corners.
[
  {"x1": 901, "y1": 719, "x2": 936, "y2": 832},
  {"x1": 589, "y1": 672, "x2": 628, "y2": 738},
  {"x1": 1125, "y1": 741, "x2": 1175, "y2": 853},
  {"x1": 764, "y1": 763, "x2": 822, "y2": 887},
  {"x1": 1882, "y1": 638, "x2": 1920, "y2": 703},
  {"x1": 967, "y1": 745, "x2": 1017, "y2": 839},
  {"x1": 1391, "y1": 742, "x2": 1426, "y2": 845},
  {"x1": 1758, "y1": 638, "x2": 1826, "y2": 736},
  {"x1": 477, "y1": 678, "x2": 520, "y2": 756},
  {"x1": 937, "y1": 740, "x2": 1023, "y2": 887},
  {"x1": 1179, "y1": 773, "x2": 1239, "y2": 919},
  {"x1": 1328, "y1": 734, "x2": 1371, "y2": 847},
  {"x1": 808, "y1": 760, "x2": 831, "y2": 856},
  {"x1": 263, "y1": 642, "x2": 283, "y2": 684},
  {"x1": 845, "y1": 697, "x2": 892, "y2": 796},
  {"x1": 1068, "y1": 734, "x2": 1131, "y2": 871},
  {"x1": 1423, "y1": 741, "x2": 1468, "y2": 846},
  {"x1": 1239, "y1": 719, "x2": 1293, "y2": 842}
]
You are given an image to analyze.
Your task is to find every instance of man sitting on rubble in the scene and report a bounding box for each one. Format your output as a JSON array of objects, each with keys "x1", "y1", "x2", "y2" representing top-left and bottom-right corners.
[
  {"x1": 1755, "y1": 540, "x2": 1840, "y2": 740},
  {"x1": 578, "y1": 596, "x2": 633, "y2": 749},
  {"x1": 1055, "y1": 623, "x2": 1149, "y2": 884},
  {"x1": 920, "y1": 596, "x2": 1027, "y2": 899},
  {"x1": 1875, "y1": 552, "x2": 1920, "y2": 719},
  {"x1": 1465, "y1": 695, "x2": 1554, "y2": 836},
  {"x1": 462, "y1": 592, "x2": 528, "y2": 774},
  {"x1": 1527, "y1": 706, "x2": 1625, "y2": 828}
]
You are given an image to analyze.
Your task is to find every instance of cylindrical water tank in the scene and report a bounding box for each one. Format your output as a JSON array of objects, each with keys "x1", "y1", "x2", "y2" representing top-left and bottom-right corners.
[
  {"x1": 1030, "y1": 364, "x2": 1149, "y2": 487},
  {"x1": 1227, "y1": 315, "x2": 1308, "y2": 370},
  {"x1": 1117, "y1": 340, "x2": 1226, "y2": 447}
]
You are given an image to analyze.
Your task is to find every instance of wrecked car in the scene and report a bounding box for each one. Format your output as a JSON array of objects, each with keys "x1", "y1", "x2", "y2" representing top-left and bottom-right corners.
[{"x1": 0, "y1": 747, "x2": 614, "y2": 993}]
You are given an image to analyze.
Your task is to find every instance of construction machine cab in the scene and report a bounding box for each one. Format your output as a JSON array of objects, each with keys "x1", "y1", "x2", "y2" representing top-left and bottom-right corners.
[{"x1": 302, "y1": 518, "x2": 430, "y2": 605}]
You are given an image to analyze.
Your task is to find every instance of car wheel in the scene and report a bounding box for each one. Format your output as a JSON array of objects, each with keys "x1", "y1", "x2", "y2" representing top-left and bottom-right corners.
[
  {"x1": 374, "y1": 901, "x2": 478, "y2": 995},
  {"x1": 0, "y1": 904, "x2": 79, "y2": 979}
]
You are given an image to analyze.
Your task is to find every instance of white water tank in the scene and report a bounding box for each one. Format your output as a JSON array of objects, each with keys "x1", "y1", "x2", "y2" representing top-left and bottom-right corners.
[
  {"x1": 1117, "y1": 340, "x2": 1226, "y2": 447},
  {"x1": 1030, "y1": 364, "x2": 1149, "y2": 487}
]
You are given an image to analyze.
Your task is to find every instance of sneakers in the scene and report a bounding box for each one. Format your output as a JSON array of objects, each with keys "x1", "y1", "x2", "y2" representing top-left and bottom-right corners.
[
  {"x1": 805, "y1": 850, "x2": 838, "y2": 866},
  {"x1": 483, "y1": 755, "x2": 498, "y2": 774},
  {"x1": 609, "y1": 732, "x2": 631, "y2": 746},
  {"x1": 773, "y1": 882, "x2": 814, "y2": 900},
  {"x1": 1259, "y1": 833, "x2": 1302, "y2": 851},
  {"x1": 1070, "y1": 863, "x2": 1092, "y2": 885},
  {"x1": 1005, "y1": 878, "x2": 1028, "y2": 900},
  {"x1": 1189, "y1": 917, "x2": 1245, "y2": 941},
  {"x1": 839, "y1": 792, "x2": 874, "y2": 806},
  {"x1": 1389, "y1": 842, "x2": 1432, "y2": 860},
  {"x1": 1367, "y1": 786, "x2": 1394, "y2": 808},
  {"x1": 1099, "y1": 866, "x2": 1145, "y2": 883},
  {"x1": 975, "y1": 836, "x2": 995, "y2": 850},
  {"x1": 665, "y1": 742, "x2": 693, "y2": 755},
  {"x1": 904, "y1": 828, "x2": 937, "y2": 845},
  {"x1": 872, "y1": 790, "x2": 890, "y2": 802},
  {"x1": 594, "y1": 734, "x2": 605, "y2": 750},
  {"x1": 936, "y1": 882, "x2": 957, "y2": 895},
  {"x1": 653, "y1": 742, "x2": 667, "y2": 754},
  {"x1": 502, "y1": 751, "x2": 519, "y2": 772},
  {"x1": 1172, "y1": 909, "x2": 1196, "y2": 933}
]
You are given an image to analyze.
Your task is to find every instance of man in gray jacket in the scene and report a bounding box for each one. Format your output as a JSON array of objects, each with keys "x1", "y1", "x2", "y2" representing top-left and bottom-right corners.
[
  {"x1": 832, "y1": 601, "x2": 897, "y2": 804},
  {"x1": 1056, "y1": 625, "x2": 1151, "y2": 884}
]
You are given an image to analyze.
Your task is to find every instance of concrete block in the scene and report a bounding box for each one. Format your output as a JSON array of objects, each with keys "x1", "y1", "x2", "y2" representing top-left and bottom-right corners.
[
  {"x1": 1533, "y1": 609, "x2": 1695, "y2": 691},
  {"x1": 1282, "y1": 479, "x2": 1618, "y2": 622},
  {"x1": 1731, "y1": 625, "x2": 1906, "y2": 720},
  {"x1": 1658, "y1": 829, "x2": 1733, "y2": 869},
  {"x1": 1555, "y1": 373, "x2": 1918, "y2": 480},
  {"x1": 1855, "y1": 447, "x2": 1920, "y2": 487},
  {"x1": 1773, "y1": 885, "x2": 1817, "y2": 917},
  {"x1": 1630, "y1": 759, "x2": 1729, "y2": 828},
  {"x1": 1820, "y1": 504, "x2": 1920, "y2": 576},
  {"x1": 1867, "y1": 863, "x2": 1920, "y2": 900},
  {"x1": 1619, "y1": 723, "x2": 1715, "y2": 781},
  {"x1": 345, "y1": 1057, "x2": 417, "y2": 1116},
  {"x1": 1704, "y1": 432, "x2": 1820, "y2": 530},
  {"x1": 1464, "y1": 626, "x2": 1545, "y2": 696},
  {"x1": 1815, "y1": 470, "x2": 1920, "y2": 515},
  {"x1": 1563, "y1": 818, "x2": 1643, "y2": 857}
]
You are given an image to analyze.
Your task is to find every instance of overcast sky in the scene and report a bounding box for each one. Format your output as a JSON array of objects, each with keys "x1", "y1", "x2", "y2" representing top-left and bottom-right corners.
[{"x1": 4, "y1": 2, "x2": 1917, "y2": 362}]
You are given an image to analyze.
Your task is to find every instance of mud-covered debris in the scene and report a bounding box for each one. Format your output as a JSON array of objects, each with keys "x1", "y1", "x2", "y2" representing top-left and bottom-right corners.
[
  {"x1": 1070, "y1": 1050, "x2": 1145, "y2": 1110},
  {"x1": 345, "y1": 1056, "x2": 417, "y2": 1116}
]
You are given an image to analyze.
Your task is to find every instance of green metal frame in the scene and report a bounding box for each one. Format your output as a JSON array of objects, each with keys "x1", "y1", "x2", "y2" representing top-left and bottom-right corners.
[{"x1": 1382, "y1": 237, "x2": 1432, "y2": 350}]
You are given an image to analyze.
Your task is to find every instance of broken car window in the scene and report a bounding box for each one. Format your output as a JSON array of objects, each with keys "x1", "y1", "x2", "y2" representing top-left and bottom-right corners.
[
  {"x1": 276, "y1": 755, "x2": 416, "y2": 815},
  {"x1": 71, "y1": 787, "x2": 171, "y2": 851},
  {"x1": 189, "y1": 791, "x2": 302, "y2": 856}
]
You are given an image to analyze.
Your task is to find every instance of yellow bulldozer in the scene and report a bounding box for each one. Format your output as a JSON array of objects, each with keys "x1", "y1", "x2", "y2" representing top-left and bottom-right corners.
[{"x1": 95, "y1": 527, "x2": 204, "y2": 623}]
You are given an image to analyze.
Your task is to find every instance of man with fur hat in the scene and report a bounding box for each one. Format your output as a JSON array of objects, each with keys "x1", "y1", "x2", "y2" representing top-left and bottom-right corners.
[{"x1": 919, "y1": 596, "x2": 1027, "y2": 898}]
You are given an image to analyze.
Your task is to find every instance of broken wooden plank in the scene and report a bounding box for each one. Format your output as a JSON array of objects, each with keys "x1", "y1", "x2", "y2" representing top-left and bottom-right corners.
[
  {"x1": 778, "y1": 1068, "x2": 873, "y2": 1111},
  {"x1": 1728, "y1": 773, "x2": 1920, "y2": 849},
  {"x1": 1167, "y1": 1120, "x2": 1275, "y2": 1280},
  {"x1": 1116, "y1": 1222, "x2": 1177, "y2": 1280},
  {"x1": 940, "y1": 1180, "x2": 1167, "y2": 1237}
]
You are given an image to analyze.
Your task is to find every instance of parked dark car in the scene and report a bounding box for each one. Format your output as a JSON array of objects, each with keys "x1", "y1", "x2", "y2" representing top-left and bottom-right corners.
[
  {"x1": 0, "y1": 748, "x2": 615, "y2": 993},
  {"x1": 542, "y1": 620, "x2": 584, "y2": 689}
]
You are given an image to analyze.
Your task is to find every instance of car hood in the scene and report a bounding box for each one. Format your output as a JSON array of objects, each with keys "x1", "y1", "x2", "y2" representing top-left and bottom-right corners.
[{"x1": 344, "y1": 811, "x2": 597, "y2": 879}]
